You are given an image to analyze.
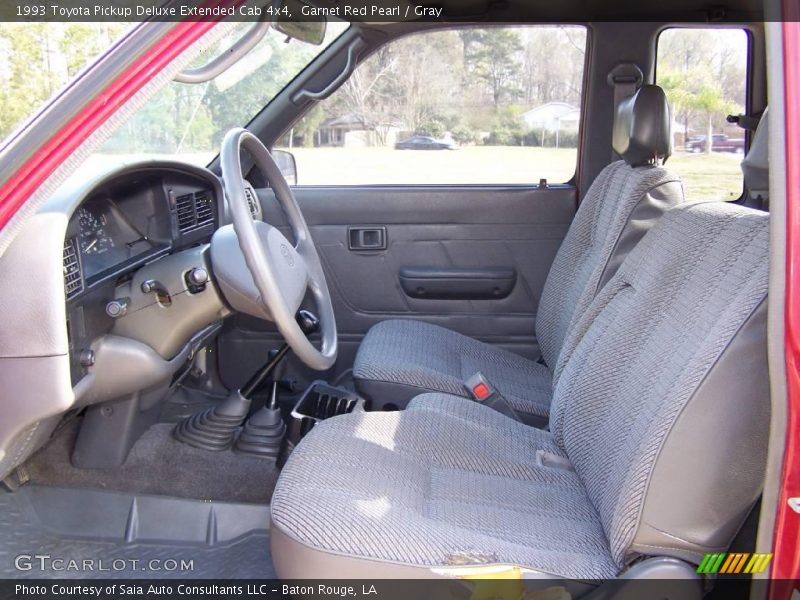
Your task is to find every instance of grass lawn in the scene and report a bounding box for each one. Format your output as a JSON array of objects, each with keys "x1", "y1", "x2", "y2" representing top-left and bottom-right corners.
[
  {"x1": 288, "y1": 146, "x2": 579, "y2": 186},
  {"x1": 668, "y1": 152, "x2": 745, "y2": 201},
  {"x1": 287, "y1": 145, "x2": 743, "y2": 202}
]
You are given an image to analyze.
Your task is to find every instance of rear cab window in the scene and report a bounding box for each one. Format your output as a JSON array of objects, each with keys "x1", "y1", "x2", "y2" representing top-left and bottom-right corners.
[
  {"x1": 656, "y1": 27, "x2": 750, "y2": 201},
  {"x1": 276, "y1": 25, "x2": 588, "y2": 185}
]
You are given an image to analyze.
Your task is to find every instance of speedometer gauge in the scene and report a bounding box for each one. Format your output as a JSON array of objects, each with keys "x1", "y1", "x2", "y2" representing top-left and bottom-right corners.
[{"x1": 77, "y1": 207, "x2": 114, "y2": 255}]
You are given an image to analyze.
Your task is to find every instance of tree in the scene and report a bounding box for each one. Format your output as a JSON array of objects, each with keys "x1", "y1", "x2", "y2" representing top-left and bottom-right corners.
[
  {"x1": 462, "y1": 29, "x2": 523, "y2": 108},
  {"x1": 692, "y1": 85, "x2": 738, "y2": 153},
  {"x1": 294, "y1": 104, "x2": 326, "y2": 147},
  {"x1": 657, "y1": 29, "x2": 746, "y2": 150},
  {"x1": 660, "y1": 66, "x2": 738, "y2": 153},
  {"x1": 0, "y1": 23, "x2": 133, "y2": 144},
  {"x1": 387, "y1": 31, "x2": 462, "y2": 134},
  {"x1": 520, "y1": 27, "x2": 584, "y2": 107},
  {"x1": 659, "y1": 68, "x2": 696, "y2": 144},
  {"x1": 0, "y1": 24, "x2": 62, "y2": 138},
  {"x1": 328, "y1": 45, "x2": 397, "y2": 144},
  {"x1": 59, "y1": 24, "x2": 128, "y2": 76}
]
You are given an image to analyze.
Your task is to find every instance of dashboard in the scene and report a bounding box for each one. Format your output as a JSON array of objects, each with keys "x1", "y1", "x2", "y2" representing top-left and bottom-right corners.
[
  {"x1": 63, "y1": 167, "x2": 221, "y2": 297},
  {"x1": 56, "y1": 162, "x2": 231, "y2": 385},
  {"x1": 0, "y1": 159, "x2": 251, "y2": 480}
]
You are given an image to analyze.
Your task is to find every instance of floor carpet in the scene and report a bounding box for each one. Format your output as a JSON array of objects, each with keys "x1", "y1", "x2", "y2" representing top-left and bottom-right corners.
[{"x1": 23, "y1": 419, "x2": 279, "y2": 504}]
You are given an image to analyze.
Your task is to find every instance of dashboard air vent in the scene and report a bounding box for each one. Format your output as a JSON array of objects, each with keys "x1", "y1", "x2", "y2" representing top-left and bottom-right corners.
[
  {"x1": 175, "y1": 190, "x2": 214, "y2": 233},
  {"x1": 63, "y1": 238, "x2": 83, "y2": 299},
  {"x1": 244, "y1": 187, "x2": 259, "y2": 218},
  {"x1": 195, "y1": 191, "x2": 214, "y2": 226},
  {"x1": 175, "y1": 192, "x2": 196, "y2": 232}
]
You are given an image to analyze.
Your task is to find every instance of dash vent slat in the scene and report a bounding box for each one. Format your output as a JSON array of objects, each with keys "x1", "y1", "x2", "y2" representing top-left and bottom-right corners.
[
  {"x1": 63, "y1": 238, "x2": 83, "y2": 299},
  {"x1": 175, "y1": 190, "x2": 214, "y2": 234},
  {"x1": 194, "y1": 191, "x2": 214, "y2": 227}
]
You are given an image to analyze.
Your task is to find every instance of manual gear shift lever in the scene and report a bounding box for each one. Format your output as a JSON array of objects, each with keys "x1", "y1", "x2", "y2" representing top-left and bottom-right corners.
[
  {"x1": 235, "y1": 310, "x2": 321, "y2": 457},
  {"x1": 173, "y1": 310, "x2": 321, "y2": 455},
  {"x1": 240, "y1": 310, "x2": 319, "y2": 398}
]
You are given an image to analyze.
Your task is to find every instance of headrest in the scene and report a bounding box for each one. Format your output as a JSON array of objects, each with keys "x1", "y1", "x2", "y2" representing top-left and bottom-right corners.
[
  {"x1": 612, "y1": 84, "x2": 673, "y2": 167},
  {"x1": 741, "y1": 108, "x2": 769, "y2": 201}
]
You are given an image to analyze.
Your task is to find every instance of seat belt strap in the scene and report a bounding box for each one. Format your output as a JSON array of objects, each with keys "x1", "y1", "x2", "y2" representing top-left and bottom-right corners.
[{"x1": 607, "y1": 63, "x2": 644, "y2": 161}]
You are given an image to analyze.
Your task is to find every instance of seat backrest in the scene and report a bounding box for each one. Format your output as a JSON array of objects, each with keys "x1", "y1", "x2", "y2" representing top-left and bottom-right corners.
[
  {"x1": 550, "y1": 202, "x2": 770, "y2": 568},
  {"x1": 535, "y1": 84, "x2": 684, "y2": 370}
]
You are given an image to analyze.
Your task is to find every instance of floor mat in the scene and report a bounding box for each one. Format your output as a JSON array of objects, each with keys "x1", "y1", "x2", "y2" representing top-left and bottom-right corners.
[
  {"x1": 23, "y1": 420, "x2": 279, "y2": 504},
  {"x1": 0, "y1": 485, "x2": 273, "y2": 579}
]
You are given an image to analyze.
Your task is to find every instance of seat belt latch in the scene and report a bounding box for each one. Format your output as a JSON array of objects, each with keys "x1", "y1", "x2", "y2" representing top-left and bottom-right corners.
[
  {"x1": 465, "y1": 372, "x2": 496, "y2": 403},
  {"x1": 464, "y1": 372, "x2": 523, "y2": 422}
]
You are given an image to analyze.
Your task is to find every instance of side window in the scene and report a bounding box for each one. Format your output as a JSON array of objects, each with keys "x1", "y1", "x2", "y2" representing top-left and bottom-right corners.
[
  {"x1": 277, "y1": 26, "x2": 587, "y2": 185},
  {"x1": 656, "y1": 28, "x2": 749, "y2": 201}
]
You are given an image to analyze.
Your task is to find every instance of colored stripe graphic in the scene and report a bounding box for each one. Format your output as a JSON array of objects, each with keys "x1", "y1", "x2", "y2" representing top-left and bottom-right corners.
[{"x1": 697, "y1": 553, "x2": 774, "y2": 574}]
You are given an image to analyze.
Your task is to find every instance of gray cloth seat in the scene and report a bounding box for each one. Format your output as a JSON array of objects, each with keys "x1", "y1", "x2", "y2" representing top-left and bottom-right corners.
[
  {"x1": 353, "y1": 319, "x2": 554, "y2": 418},
  {"x1": 354, "y1": 85, "x2": 685, "y2": 418},
  {"x1": 272, "y1": 393, "x2": 617, "y2": 580},
  {"x1": 272, "y1": 202, "x2": 770, "y2": 579}
]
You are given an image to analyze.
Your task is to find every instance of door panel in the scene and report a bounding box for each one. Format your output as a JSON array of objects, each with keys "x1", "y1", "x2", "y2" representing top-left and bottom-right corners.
[{"x1": 217, "y1": 186, "x2": 575, "y2": 390}]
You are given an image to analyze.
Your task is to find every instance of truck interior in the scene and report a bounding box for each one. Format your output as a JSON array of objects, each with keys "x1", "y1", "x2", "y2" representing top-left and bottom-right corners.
[{"x1": 0, "y1": 0, "x2": 789, "y2": 594}]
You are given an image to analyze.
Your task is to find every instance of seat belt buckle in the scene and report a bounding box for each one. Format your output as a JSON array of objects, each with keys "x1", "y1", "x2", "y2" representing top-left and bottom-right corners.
[
  {"x1": 465, "y1": 372, "x2": 523, "y2": 422},
  {"x1": 465, "y1": 372, "x2": 497, "y2": 403}
]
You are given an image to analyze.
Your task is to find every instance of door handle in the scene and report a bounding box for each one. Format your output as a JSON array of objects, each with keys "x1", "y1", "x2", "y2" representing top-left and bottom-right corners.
[{"x1": 348, "y1": 226, "x2": 387, "y2": 251}]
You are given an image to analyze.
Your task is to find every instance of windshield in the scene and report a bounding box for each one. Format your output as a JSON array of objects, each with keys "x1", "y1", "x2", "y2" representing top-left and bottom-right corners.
[
  {"x1": 0, "y1": 21, "x2": 347, "y2": 165},
  {"x1": 0, "y1": 23, "x2": 135, "y2": 144},
  {"x1": 97, "y1": 21, "x2": 348, "y2": 165}
]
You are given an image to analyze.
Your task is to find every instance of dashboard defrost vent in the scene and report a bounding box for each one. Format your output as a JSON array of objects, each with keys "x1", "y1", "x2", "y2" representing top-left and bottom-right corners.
[
  {"x1": 63, "y1": 238, "x2": 83, "y2": 299},
  {"x1": 244, "y1": 187, "x2": 259, "y2": 218},
  {"x1": 175, "y1": 190, "x2": 214, "y2": 233}
]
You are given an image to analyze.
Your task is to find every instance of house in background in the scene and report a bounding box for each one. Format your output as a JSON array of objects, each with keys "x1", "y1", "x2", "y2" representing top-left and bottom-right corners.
[
  {"x1": 521, "y1": 102, "x2": 581, "y2": 147},
  {"x1": 523, "y1": 102, "x2": 695, "y2": 150},
  {"x1": 315, "y1": 114, "x2": 404, "y2": 147}
]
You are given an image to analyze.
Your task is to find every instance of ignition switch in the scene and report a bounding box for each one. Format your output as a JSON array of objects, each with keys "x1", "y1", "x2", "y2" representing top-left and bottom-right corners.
[{"x1": 105, "y1": 297, "x2": 130, "y2": 318}]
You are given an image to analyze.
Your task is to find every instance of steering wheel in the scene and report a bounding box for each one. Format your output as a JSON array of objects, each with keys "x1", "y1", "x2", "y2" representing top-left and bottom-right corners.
[{"x1": 211, "y1": 128, "x2": 337, "y2": 371}]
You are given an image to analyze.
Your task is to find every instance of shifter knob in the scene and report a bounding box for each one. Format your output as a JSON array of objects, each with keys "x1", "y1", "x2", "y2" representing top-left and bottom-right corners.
[{"x1": 295, "y1": 310, "x2": 320, "y2": 335}]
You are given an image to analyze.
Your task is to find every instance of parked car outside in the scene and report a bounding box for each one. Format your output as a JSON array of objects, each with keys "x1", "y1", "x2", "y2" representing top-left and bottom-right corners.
[
  {"x1": 685, "y1": 133, "x2": 745, "y2": 153},
  {"x1": 394, "y1": 135, "x2": 457, "y2": 150}
]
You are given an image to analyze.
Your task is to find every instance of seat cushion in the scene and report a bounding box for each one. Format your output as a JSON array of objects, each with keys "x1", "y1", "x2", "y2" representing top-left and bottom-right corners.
[
  {"x1": 271, "y1": 393, "x2": 617, "y2": 580},
  {"x1": 353, "y1": 319, "x2": 552, "y2": 419}
]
